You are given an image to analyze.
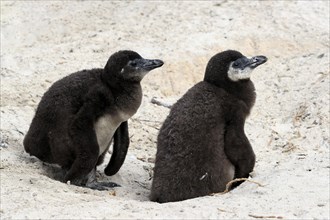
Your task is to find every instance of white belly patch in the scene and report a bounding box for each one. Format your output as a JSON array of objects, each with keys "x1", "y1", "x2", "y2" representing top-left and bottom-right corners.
[
  {"x1": 94, "y1": 112, "x2": 131, "y2": 156},
  {"x1": 227, "y1": 163, "x2": 235, "y2": 180}
]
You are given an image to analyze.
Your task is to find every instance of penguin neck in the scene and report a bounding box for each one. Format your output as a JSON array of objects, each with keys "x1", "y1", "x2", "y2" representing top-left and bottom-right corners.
[
  {"x1": 100, "y1": 70, "x2": 143, "y2": 113},
  {"x1": 114, "y1": 81, "x2": 142, "y2": 100},
  {"x1": 219, "y1": 80, "x2": 256, "y2": 110},
  {"x1": 113, "y1": 80, "x2": 143, "y2": 114}
]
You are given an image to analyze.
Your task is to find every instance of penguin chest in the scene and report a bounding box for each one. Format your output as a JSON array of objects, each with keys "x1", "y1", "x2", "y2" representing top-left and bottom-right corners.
[{"x1": 94, "y1": 112, "x2": 131, "y2": 156}]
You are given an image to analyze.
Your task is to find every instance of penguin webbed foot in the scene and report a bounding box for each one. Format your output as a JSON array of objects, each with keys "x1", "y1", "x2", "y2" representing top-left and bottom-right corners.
[
  {"x1": 65, "y1": 167, "x2": 120, "y2": 190},
  {"x1": 68, "y1": 178, "x2": 121, "y2": 191},
  {"x1": 85, "y1": 181, "x2": 121, "y2": 191}
]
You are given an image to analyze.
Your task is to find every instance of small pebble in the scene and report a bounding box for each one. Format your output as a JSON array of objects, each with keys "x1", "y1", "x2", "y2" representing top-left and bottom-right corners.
[
  {"x1": 250, "y1": 171, "x2": 256, "y2": 178},
  {"x1": 0, "y1": 142, "x2": 8, "y2": 148},
  {"x1": 109, "y1": 191, "x2": 116, "y2": 196},
  {"x1": 29, "y1": 178, "x2": 37, "y2": 184}
]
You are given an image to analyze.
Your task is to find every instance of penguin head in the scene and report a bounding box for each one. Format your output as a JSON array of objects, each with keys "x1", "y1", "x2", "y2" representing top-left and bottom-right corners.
[
  {"x1": 104, "y1": 50, "x2": 164, "y2": 82},
  {"x1": 204, "y1": 50, "x2": 267, "y2": 85}
]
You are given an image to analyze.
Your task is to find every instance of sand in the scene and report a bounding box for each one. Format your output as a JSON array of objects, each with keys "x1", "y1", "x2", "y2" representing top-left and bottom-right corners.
[{"x1": 0, "y1": 1, "x2": 329, "y2": 219}]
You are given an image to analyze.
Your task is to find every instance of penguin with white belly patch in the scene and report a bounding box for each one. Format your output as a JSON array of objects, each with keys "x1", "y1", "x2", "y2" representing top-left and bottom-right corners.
[
  {"x1": 150, "y1": 50, "x2": 267, "y2": 203},
  {"x1": 24, "y1": 50, "x2": 163, "y2": 190}
]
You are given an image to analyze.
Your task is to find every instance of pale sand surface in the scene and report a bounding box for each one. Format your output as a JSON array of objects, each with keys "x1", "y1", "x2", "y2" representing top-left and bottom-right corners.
[{"x1": 1, "y1": 1, "x2": 329, "y2": 219}]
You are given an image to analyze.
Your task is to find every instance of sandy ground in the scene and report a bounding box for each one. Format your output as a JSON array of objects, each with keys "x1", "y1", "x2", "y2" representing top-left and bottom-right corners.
[{"x1": 1, "y1": 1, "x2": 329, "y2": 219}]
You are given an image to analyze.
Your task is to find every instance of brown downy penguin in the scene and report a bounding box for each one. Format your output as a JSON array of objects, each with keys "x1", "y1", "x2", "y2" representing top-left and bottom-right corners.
[
  {"x1": 24, "y1": 50, "x2": 163, "y2": 190},
  {"x1": 150, "y1": 50, "x2": 267, "y2": 203}
]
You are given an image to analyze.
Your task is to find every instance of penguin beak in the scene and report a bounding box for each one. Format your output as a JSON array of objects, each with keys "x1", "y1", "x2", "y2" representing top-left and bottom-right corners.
[
  {"x1": 135, "y1": 58, "x2": 164, "y2": 71},
  {"x1": 244, "y1": 55, "x2": 268, "y2": 69}
]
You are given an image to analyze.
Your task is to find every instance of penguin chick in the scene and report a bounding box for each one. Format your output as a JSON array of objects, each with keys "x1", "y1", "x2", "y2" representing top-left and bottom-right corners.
[
  {"x1": 150, "y1": 50, "x2": 267, "y2": 203},
  {"x1": 24, "y1": 50, "x2": 164, "y2": 190}
]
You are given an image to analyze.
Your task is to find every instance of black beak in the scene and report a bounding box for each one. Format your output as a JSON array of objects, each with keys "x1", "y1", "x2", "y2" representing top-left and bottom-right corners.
[
  {"x1": 134, "y1": 58, "x2": 164, "y2": 71},
  {"x1": 245, "y1": 55, "x2": 267, "y2": 69},
  {"x1": 233, "y1": 55, "x2": 267, "y2": 70}
]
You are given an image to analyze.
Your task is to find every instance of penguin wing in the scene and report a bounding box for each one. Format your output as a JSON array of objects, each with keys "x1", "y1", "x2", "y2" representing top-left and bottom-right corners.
[
  {"x1": 69, "y1": 85, "x2": 114, "y2": 153},
  {"x1": 104, "y1": 121, "x2": 129, "y2": 176},
  {"x1": 67, "y1": 85, "x2": 114, "y2": 182},
  {"x1": 223, "y1": 106, "x2": 255, "y2": 179}
]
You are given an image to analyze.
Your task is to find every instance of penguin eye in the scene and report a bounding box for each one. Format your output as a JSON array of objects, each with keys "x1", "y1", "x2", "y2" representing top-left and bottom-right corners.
[
  {"x1": 130, "y1": 61, "x2": 137, "y2": 67},
  {"x1": 233, "y1": 62, "x2": 239, "y2": 68}
]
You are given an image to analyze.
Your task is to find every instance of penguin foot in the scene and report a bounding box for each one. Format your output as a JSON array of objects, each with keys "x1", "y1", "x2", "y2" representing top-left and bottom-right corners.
[
  {"x1": 85, "y1": 181, "x2": 121, "y2": 191},
  {"x1": 64, "y1": 168, "x2": 121, "y2": 190}
]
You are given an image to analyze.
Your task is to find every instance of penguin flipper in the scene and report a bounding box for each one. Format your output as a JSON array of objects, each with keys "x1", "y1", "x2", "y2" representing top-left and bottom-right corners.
[
  {"x1": 104, "y1": 121, "x2": 129, "y2": 176},
  {"x1": 224, "y1": 111, "x2": 255, "y2": 188},
  {"x1": 65, "y1": 86, "x2": 113, "y2": 184}
]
